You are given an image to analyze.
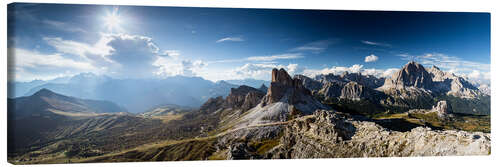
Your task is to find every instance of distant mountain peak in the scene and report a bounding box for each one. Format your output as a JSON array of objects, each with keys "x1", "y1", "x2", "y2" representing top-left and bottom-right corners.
[
  {"x1": 216, "y1": 80, "x2": 230, "y2": 85},
  {"x1": 32, "y1": 88, "x2": 57, "y2": 97},
  {"x1": 431, "y1": 65, "x2": 441, "y2": 70},
  {"x1": 258, "y1": 84, "x2": 268, "y2": 93},
  {"x1": 384, "y1": 61, "x2": 434, "y2": 89}
]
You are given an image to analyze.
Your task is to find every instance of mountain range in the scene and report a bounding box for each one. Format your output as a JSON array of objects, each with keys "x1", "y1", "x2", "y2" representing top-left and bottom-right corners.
[
  {"x1": 7, "y1": 61, "x2": 491, "y2": 164},
  {"x1": 9, "y1": 74, "x2": 268, "y2": 113}
]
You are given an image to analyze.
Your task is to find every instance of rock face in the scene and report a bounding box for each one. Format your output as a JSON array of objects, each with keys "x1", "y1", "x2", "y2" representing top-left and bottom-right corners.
[
  {"x1": 479, "y1": 84, "x2": 491, "y2": 96},
  {"x1": 340, "y1": 82, "x2": 371, "y2": 101},
  {"x1": 432, "y1": 100, "x2": 451, "y2": 118},
  {"x1": 339, "y1": 72, "x2": 385, "y2": 89},
  {"x1": 428, "y1": 65, "x2": 481, "y2": 98},
  {"x1": 224, "y1": 85, "x2": 265, "y2": 110},
  {"x1": 380, "y1": 62, "x2": 483, "y2": 99},
  {"x1": 376, "y1": 61, "x2": 486, "y2": 109},
  {"x1": 316, "y1": 72, "x2": 384, "y2": 89},
  {"x1": 241, "y1": 91, "x2": 265, "y2": 111},
  {"x1": 265, "y1": 68, "x2": 295, "y2": 104},
  {"x1": 199, "y1": 96, "x2": 225, "y2": 113},
  {"x1": 383, "y1": 61, "x2": 434, "y2": 89},
  {"x1": 238, "y1": 68, "x2": 328, "y2": 126},
  {"x1": 262, "y1": 68, "x2": 318, "y2": 107},
  {"x1": 297, "y1": 72, "x2": 384, "y2": 101},
  {"x1": 295, "y1": 75, "x2": 323, "y2": 92},
  {"x1": 318, "y1": 82, "x2": 343, "y2": 99},
  {"x1": 269, "y1": 110, "x2": 490, "y2": 158},
  {"x1": 448, "y1": 77, "x2": 480, "y2": 98}
]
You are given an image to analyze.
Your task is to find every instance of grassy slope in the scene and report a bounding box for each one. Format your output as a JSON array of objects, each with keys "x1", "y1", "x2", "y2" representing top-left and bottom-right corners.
[{"x1": 373, "y1": 112, "x2": 490, "y2": 133}]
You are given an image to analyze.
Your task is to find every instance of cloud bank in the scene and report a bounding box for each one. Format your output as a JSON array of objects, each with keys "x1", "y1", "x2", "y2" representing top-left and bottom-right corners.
[{"x1": 10, "y1": 33, "x2": 210, "y2": 81}]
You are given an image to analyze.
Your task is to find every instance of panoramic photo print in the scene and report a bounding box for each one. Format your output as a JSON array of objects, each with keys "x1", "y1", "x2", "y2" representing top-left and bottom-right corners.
[{"x1": 7, "y1": 3, "x2": 491, "y2": 164}]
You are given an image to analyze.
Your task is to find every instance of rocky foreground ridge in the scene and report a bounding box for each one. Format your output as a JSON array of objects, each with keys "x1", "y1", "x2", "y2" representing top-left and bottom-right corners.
[
  {"x1": 268, "y1": 110, "x2": 490, "y2": 158},
  {"x1": 217, "y1": 68, "x2": 490, "y2": 159}
]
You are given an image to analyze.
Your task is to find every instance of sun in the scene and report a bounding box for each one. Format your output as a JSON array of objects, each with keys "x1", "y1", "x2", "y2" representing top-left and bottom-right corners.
[{"x1": 103, "y1": 7, "x2": 124, "y2": 32}]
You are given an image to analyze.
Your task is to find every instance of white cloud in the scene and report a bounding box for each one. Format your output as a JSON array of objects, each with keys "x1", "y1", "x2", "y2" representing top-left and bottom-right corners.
[
  {"x1": 153, "y1": 58, "x2": 207, "y2": 77},
  {"x1": 364, "y1": 54, "x2": 379, "y2": 62},
  {"x1": 216, "y1": 37, "x2": 244, "y2": 43},
  {"x1": 13, "y1": 33, "x2": 191, "y2": 81},
  {"x1": 8, "y1": 48, "x2": 100, "y2": 81},
  {"x1": 100, "y1": 33, "x2": 173, "y2": 78},
  {"x1": 247, "y1": 53, "x2": 304, "y2": 61},
  {"x1": 303, "y1": 64, "x2": 363, "y2": 77},
  {"x1": 362, "y1": 68, "x2": 399, "y2": 78},
  {"x1": 161, "y1": 50, "x2": 181, "y2": 59},
  {"x1": 43, "y1": 37, "x2": 113, "y2": 62},
  {"x1": 42, "y1": 19, "x2": 87, "y2": 33},
  {"x1": 209, "y1": 53, "x2": 303, "y2": 64},
  {"x1": 303, "y1": 64, "x2": 398, "y2": 79},
  {"x1": 290, "y1": 40, "x2": 333, "y2": 53},
  {"x1": 361, "y1": 40, "x2": 392, "y2": 47},
  {"x1": 225, "y1": 63, "x2": 303, "y2": 81}
]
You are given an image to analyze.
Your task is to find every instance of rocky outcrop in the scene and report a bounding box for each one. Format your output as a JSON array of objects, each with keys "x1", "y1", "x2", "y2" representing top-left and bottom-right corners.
[
  {"x1": 301, "y1": 72, "x2": 384, "y2": 101},
  {"x1": 340, "y1": 82, "x2": 371, "y2": 101},
  {"x1": 269, "y1": 110, "x2": 490, "y2": 158},
  {"x1": 447, "y1": 77, "x2": 480, "y2": 98},
  {"x1": 479, "y1": 84, "x2": 491, "y2": 96},
  {"x1": 227, "y1": 142, "x2": 257, "y2": 160},
  {"x1": 339, "y1": 72, "x2": 384, "y2": 89},
  {"x1": 316, "y1": 72, "x2": 384, "y2": 89},
  {"x1": 295, "y1": 75, "x2": 323, "y2": 92},
  {"x1": 241, "y1": 91, "x2": 265, "y2": 111},
  {"x1": 199, "y1": 96, "x2": 225, "y2": 113},
  {"x1": 428, "y1": 65, "x2": 481, "y2": 98},
  {"x1": 382, "y1": 61, "x2": 434, "y2": 90},
  {"x1": 238, "y1": 68, "x2": 328, "y2": 126},
  {"x1": 318, "y1": 82, "x2": 343, "y2": 99},
  {"x1": 408, "y1": 100, "x2": 453, "y2": 119},
  {"x1": 432, "y1": 100, "x2": 452, "y2": 118},
  {"x1": 377, "y1": 62, "x2": 480, "y2": 109},
  {"x1": 224, "y1": 85, "x2": 265, "y2": 110},
  {"x1": 381, "y1": 62, "x2": 482, "y2": 99},
  {"x1": 262, "y1": 68, "x2": 320, "y2": 107},
  {"x1": 265, "y1": 68, "x2": 298, "y2": 104}
]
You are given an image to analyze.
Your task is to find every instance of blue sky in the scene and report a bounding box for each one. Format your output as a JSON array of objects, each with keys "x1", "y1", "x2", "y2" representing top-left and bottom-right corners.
[{"x1": 8, "y1": 3, "x2": 491, "y2": 84}]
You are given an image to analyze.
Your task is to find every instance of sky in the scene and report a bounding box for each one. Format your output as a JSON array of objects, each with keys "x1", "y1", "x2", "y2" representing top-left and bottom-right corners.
[{"x1": 7, "y1": 3, "x2": 491, "y2": 84}]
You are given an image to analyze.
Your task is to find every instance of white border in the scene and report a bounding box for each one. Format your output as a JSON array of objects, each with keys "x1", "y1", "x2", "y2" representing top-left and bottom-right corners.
[{"x1": 1, "y1": 0, "x2": 498, "y2": 167}]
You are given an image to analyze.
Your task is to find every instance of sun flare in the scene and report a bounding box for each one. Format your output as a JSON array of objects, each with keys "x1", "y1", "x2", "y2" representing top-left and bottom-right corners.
[{"x1": 103, "y1": 7, "x2": 123, "y2": 32}]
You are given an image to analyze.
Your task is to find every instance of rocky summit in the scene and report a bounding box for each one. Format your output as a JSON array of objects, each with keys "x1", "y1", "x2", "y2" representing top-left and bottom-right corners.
[
  {"x1": 383, "y1": 61, "x2": 434, "y2": 90},
  {"x1": 237, "y1": 68, "x2": 328, "y2": 126},
  {"x1": 380, "y1": 61, "x2": 483, "y2": 99}
]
